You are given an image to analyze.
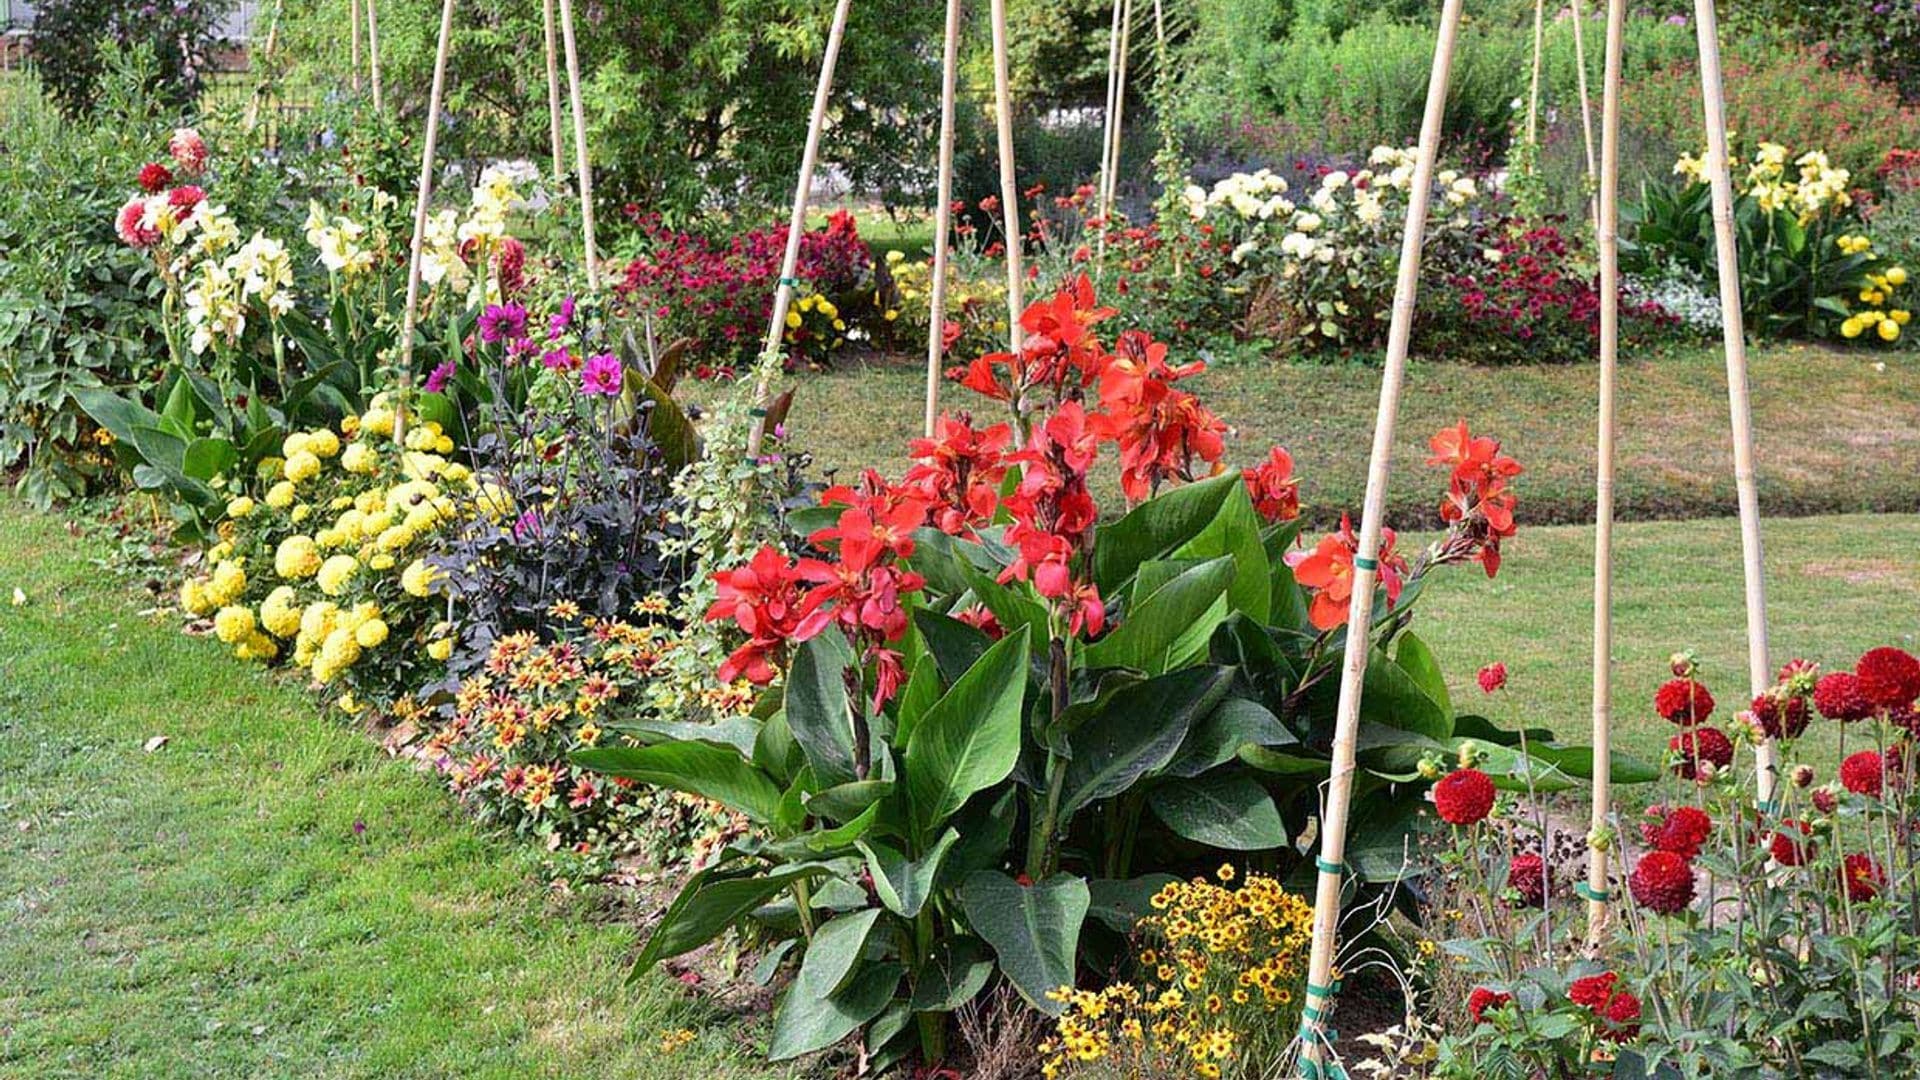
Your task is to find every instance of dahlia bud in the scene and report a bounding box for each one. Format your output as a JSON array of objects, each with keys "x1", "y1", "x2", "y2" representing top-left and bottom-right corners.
[
  {"x1": 1735, "y1": 709, "x2": 1766, "y2": 743},
  {"x1": 1670, "y1": 650, "x2": 1699, "y2": 678},
  {"x1": 1812, "y1": 786, "x2": 1839, "y2": 815},
  {"x1": 1417, "y1": 755, "x2": 1444, "y2": 780},
  {"x1": 1457, "y1": 740, "x2": 1482, "y2": 769},
  {"x1": 1791, "y1": 764, "x2": 1816, "y2": 788},
  {"x1": 1696, "y1": 761, "x2": 1718, "y2": 782}
]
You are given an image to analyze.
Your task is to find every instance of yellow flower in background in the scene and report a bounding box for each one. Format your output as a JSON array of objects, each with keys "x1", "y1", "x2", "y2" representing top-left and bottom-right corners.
[
  {"x1": 355, "y1": 618, "x2": 390, "y2": 648},
  {"x1": 213, "y1": 605, "x2": 256, "y2": 645},
  {"x1": 275, "y1": 535, "x2": 322, "y2": 580},
  {"x1": 226, "y1": 496, "x2": 255, "y2": 519},
  {"x1": 316, "y1": 554, "x2": 359, "y2": 596},
  {"x1": 1880, "y1": 319, "x2": 1901, "y2": 342},
  {"x1": 426, "y1": 637, "x2": 453, "y2": 661},
  {"x1": 284, "y1": 450, "x2": 322, "y2": 483},
  {"x1": 260, "y1": 586, "x2": 301, "y2": 638},
  {"x1": 340, "y1": 442, "x2": 377, "y2": 474},
  {"x1": 1888, "y1": 266, "x2": 1909, "y2": 286}
]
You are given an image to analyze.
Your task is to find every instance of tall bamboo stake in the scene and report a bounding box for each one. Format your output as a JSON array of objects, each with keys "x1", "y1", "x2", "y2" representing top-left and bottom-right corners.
[
  {"x1": 1569, "y1": 0, "x2": 1599, "y2": 186},
  {"x1": 349, "y1": 0, "x2": 361, "y2": 93},
  {"x1": 924, "y1": 0, "x2": 964, "y2": 438},
  {"x1": 1692, "y1": 0, "x2": 1778, "y2": 802},
  {"x1": 1525, "y1": 0, "x2": 1545, "y2": 150},
  {"x1": 556, "y1": 0, "x2": 599, "y2": 289},
  {"x1": 245, "y1": 0, "x2": 283, "y2": 134},
  {"x1": 1095, "y1": 0, "x2": 1124, "y2": 262},
  {"x1": 987, "y1": 0, "x2": 1028, "y2": 406},
  {"x1": 1102, "y1": 0, "x2": 1135, "y2": 221},
  {"x1": 744, "y1": 0, "x2": 854, "y2": 460},
  {"x1": 365, "y1": 0, "x2": 385, "y2": 113},
  {"x1": 1298, "y1": 0, "x2": 1466, "y2": 1070},
  {"x1": 1584, "y1": 0, "x2": 1626, "y2": 949},
  {"x1": 543, "y1": 0, "x2": 566, "y2": 182},
  {"x1": 396, "y1": 0, "x2": 456, "y2": 388}
]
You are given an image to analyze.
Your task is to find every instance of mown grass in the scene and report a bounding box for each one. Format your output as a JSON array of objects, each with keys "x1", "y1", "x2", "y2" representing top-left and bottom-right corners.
[
  {"x1": 1414, "y1": 512, "x2": 1920, "y2": 791},
  {"x1": 765, "y1": 341, "x2": 1920, "y2": 527},
  {"x1": 0, "y1": 507, "x2": 786, "y2": 1079}
]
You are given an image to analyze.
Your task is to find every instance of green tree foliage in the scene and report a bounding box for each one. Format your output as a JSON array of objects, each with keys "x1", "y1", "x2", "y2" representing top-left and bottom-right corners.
[{"x1": 27, "y1": 0, "x2": 237, "y2": 118}]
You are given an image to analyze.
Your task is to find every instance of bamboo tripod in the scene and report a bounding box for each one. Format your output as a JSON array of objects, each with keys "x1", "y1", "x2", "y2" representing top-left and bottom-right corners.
[
  {"x1": 1296, "y1": 0, "x2": 1775, "y2": 1072},
  {"x1": 745, "y1": 0, "x2": 1029, "y2": 455}
]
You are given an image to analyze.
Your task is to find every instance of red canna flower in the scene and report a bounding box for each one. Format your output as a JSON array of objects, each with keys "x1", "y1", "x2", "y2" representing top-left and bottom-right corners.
[
  {"x1": 1243, "y1": 446, "x2": 1301, "y2": 523},
  {"x1": 902, "y1": 413, "x2": 1012, "y2": 537},
  {"x1": 1287, "y1": 514, "x2": 1406, "y2": 631},
  {"x1": 1425, "y1": 421, "x2": 1523, "y2": 577},
  {"x1": 705, "y1": 547, "x2": 836, "y2": 685}
]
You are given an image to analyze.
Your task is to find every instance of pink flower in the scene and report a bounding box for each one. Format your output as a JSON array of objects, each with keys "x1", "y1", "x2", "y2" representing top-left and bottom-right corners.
[
  {"x1": 1478, "y1": 662, "x2": 1508, "y2": 694},
  {"x1": 580, "y1": 353, "x2": 624, "y2": 396},
  {"x1": 116, "y1": 197, "x2": 159, "y2": 249},
  {"x1": 424, "y1": 361, "x2": 456, "y2": 394},
  {"x1": 168, "y1": 128, "x2": 208, "y2": 175}
]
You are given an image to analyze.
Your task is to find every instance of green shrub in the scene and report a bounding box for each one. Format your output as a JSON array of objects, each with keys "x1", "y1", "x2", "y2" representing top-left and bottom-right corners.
[{"x1": 26, "y1": 0, "x2": 235, "y2": 118}]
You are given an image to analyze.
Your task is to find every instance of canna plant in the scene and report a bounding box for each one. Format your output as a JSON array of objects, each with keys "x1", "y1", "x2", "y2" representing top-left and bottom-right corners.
[{"x1": 576, "y1": 278, "x2": 1635, "y2": 1069}]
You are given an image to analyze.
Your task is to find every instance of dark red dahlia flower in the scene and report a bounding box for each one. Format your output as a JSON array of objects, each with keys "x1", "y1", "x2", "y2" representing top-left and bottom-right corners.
[
  {"x1": 1841, "y1": 749, "x2": 1887, "y2": 797},
  {"x1": 1642, "y1": 805, "x2": 1714, "y2": 859},
  {"x1": 1857, "y1": 647, "x2": 1920, "y2": 711},
  {"x1": 1654, "y1": 678, "x2": 1715, "y2": 725},
  {"x1": 1841, "y1": 853, "x2": 1885, "y2": 902},
  {"x1": 1433, "y1": 768, "x2": 1496, "y2": 825},
  {"x1": 1668, "y1": 727, "x2": 1734, "y2": 781},
  {"x1": 1769, "y1": 819, "x2": 1816, "y2": 867},
  {"x1": 1629, "y1": 851, "x2": 1696, "y2": 915},
  {"x1": 1508, "y1": 852, "x2": 1549, "y2": 908},
  {"x1": 1468, "y1": 986, "x2": 1512, "y2": 1025}
]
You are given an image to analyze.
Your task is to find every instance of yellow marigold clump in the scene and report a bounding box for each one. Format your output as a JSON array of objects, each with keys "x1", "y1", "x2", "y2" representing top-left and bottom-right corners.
[{"x1": 1040, "y1": 866, "x2": 1314, "y2": 1080}]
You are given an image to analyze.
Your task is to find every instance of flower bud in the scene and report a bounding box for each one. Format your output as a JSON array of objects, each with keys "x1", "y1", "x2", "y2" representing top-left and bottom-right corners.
[
  {"x1": 1791, "y1": 764, "x2": 1815, "y2": 789},
  {"x1": 1669, "y1": 651, "x2": 1699, "y2": 678}
]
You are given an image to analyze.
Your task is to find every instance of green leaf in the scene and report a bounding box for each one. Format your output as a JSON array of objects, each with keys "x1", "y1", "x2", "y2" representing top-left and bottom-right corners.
[
  {"x1": 181, "y1": 437, "x2": 238, "y2": 482},
  {"x1": 1358, "y1": 646, "x2": 1452, "y2": 741},
  {"x1": 1524, "y1": 744, "x2": 1662, "y2": 785},
  {"x1": 1172, "y1": 480, "x2": 1271, "y2": 624},
  {"x1": 903, "y1": 626, "x2": 1031, "y2": 839},
  {"x1": 635, "y1": 862, "x2": 833, "y2": 972},
  {"x1": 1148, "y1": 774, "x2": 1288, "y2": 850},
  {"x1": 805, "y1": 780, "x2": 895, "y2": 825},
  {"x1": 909, "y1": 937, "x2": 994, "y2": 1012},
  {"x1": 617, "y1": 715, "x2": 761, "y2": 759},
  {"x1": 1163, "y1": 698, "x2": 1296, "y2": 778},
  {"x1": 572, "y1": 741, "x2": 783, "y2": 824},
  {"x1": 786, "y1": 632, "x2": 860, "y2": 788},
  {"x1": 957, "y1": 870, "x2": 1090, "y2": 1013},
  {"x1": 912, "y1": 608, "x2": 994, "y2": 684},
  {"x1": 1082, "y1": 556, "x2": 1235, "y2": 674},
  {"x1": 1092, "y1": 471, "x2": 1239, "y2": 592},
  {"x1": 1238, "y1": 745, "x2": 1329, "y2": 777},
  {"x1": 859, "y1": 829, "x2": 960, "y2": 919},
  {"x1": 769, "y1": 954, "x2": 903, "y2": 1060},
  {"x1": 1061, "y1": 667, "x2": 1232, "y2": 816},
  {"x1": 1085, "y1": 874, "x2": 1179, "y2": 932},
  {"x1": 1393, "y1": 632, "x2": 1451, "y2": 719}
]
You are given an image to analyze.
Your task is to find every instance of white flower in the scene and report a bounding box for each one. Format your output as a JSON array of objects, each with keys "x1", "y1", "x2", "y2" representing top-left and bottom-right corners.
[
  {"x1": 1295, "y1": 212, "x2": 1323, "y2": 233},
  {"x1": 1280, "y1": 232, "x2": 1316, "y2": 259},
  {"x1": 1230, "y1": 239, "x2": 1259, "y2": 264},
  {"x1": 1322, "y1": 170, "x2": 1349, "y2": 191}
]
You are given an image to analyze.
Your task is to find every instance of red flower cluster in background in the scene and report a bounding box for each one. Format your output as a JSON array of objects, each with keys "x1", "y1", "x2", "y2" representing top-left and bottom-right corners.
[
  {"x1": 1243, "y1": 447, "x2": 1300, "y2": 524},
  {"x1": 1427, "y1": 420, "x2": 1522, "y2": 577},
  {"x1": 1568, "y1": 972, "x2": 1642, "y2": 1041},
  {"x1": 1641, "y1": 804, "x2": 1714, "y2": 859},
  {"x1": 901, "y1": 413, "x2": 1012, "y2": 538},
  {"x1": 1088, "y1": 329, "x2": 1227, "y2": 501}
]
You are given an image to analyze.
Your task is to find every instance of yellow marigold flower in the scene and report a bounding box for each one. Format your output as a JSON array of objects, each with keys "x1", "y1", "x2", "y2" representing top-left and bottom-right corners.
[
  {"x1": 236, "y1": 632, "x2": 278, "y2": 662},
  {"x1": 360, "y1": 406, "x2": 395, "y2": 437},
  {"x1": 1894, "y1": 309, "x2": 1912, "y2": 325},
  {"x1": 261, "y1": 586, "x2": 301, "y2": 638},
  {"x1": 784, "y1": 310, "x2": 802, "y2": 329},
  {"x1": 316, "y1": 554, "x2": 359, "y2": 596},
  {"x1": 401, "y1": 559, "x2": 438, "y2": 598},
  {"x1": 275, "y1": 535, "x2": 322, "y2": 579},
  {"x1": 290, "y1": 503, "x2": 312, "y2": 524},
  {"x1": 282, "y1": 431, "x2": 310, "y2": 458},
  {"x1": 318, "y1": 625, "x2": 362, "y2": 673},
  {"x1": 209, "y1": 560, "x2": 246, "y2": 604},
  {"x1": 1842, "y1": 317, "x2": 1865, "y2": 339},
  {"x1": 304, "y1": 429, "x2": 341, "y2": 458},
  {"x1": 265, "y1": 480, "x2": 296, "y2": 509},
  {"x1": 340, "y1": 442, "x2": 377, "y2": 474},
  {"x1": 1889, "y1": 266, "x2": 1909, "y2": 286},
  {"x1": 1880, "y1": 319, "x2": 1901, "y2": 342},
  {"x1": 427, "y1": 637, "x2": 454, "y2": 661},
  {"x1": 226, "y1": 496, "x2": 256, "y2": 518},
  {"x1": 284, "y1": 450, "x2": 322, "y2": 484},
  {"x1": 213, "y1": 605, "x2": 256, "y2": 644},
  {"x1": 368, "y1": 553, "x2": 396, "y2": 571},
  {"x1": 355, "y1": 618, "x2": 390, "y2": 648},
  {"x1": 180, "y1": 578, "x2": 211, "y2": 615}
]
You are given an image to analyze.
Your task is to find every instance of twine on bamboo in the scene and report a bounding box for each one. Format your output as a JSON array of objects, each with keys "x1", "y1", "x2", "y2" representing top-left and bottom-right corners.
[
  {"x1": 1298, "y1": 0, "x2": 1466, "y2": 1071},
  {"x1": 365, "y1": 0, "x2": 384, "y2": 113},
  {"x1": 1584, "y1": 0, "x2": 1627, "y2": 950},
  {"x1": 556, "y1": 0, "x2": 600, "y2": 290},
  {"x1": 1692, "y1": 0, "x2": 1778, "y2": 801},
  {"x1": 543, "y1": 0, "x2": 566, "y2": 182},
  {"x1": 1569, "y1": 0, "x2": 1599, "y2": 187},
  {"x1": 396, "y1": 0, "x2": 456, "y2": 426},
  {"x1": 744, "y1": 0, "x2": 855, "y2": 460},
  {"x1": 924, "y1": 0, "x2": 964, "y2": 438}
]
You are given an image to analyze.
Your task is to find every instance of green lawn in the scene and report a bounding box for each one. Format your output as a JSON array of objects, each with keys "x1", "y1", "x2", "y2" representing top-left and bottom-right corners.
[
  {"x1": 1415, "y1": 512, "x2": 1920, "y2": 787},
  {"x1": 0, "y1": 507, "x2": 785, "y2": 1079},
  {"x1": 764, "y1": 341, "x2": 1920, "y2": 527}
]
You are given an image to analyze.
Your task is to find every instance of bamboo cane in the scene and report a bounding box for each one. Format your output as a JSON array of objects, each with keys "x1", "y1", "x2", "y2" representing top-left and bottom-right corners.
[
  {"x1": 1692, "y1": 0, "x2": 1778, "y2": 802},
  {"x1": 744, "y1": 0, "x2": 854, "y2": 460},
  {"x1": 987, "y1": 0, "x2": 1027, "y2": 377},
  {"x1": 1525, "y1": 0, "x2": 1545, "y2": 151},
  {"x1": 365, "y1": 0, "x2": 384, "y2": 114},
  {"x1": 245, "y1": 0, "x2": 283, "y2": 134},
  {"x1": 396, "y1": 0, "x2": 456, "y2": 387},
  {"x1": 924, "y1": 0, "x2": 963, "y2": 439},
  {"x1": 556, "y1": 0, "x2": 600, "y2": 290},
  {"x1": 1103, "y1": 0, "x2": 1135, "y2": 223},
  {"x1": 543, "y1": 0, "x2": 565, "y2": 182},
  {"x1": 1569, "y1": 0, "x2": 1599, "y2": 186},
  {"x1": 350, "y1": 0, "x2": 361, "y2": 94},
  {"x1": 1095, "y1": 0, "x2": 1124, "y2": 262},
  {"x1": 1298, "y1": 0, "x2": 1466, "y2": 1070},
  {"x1": 1584, "y1": 0, "x2": 1626, "y2": 951}
]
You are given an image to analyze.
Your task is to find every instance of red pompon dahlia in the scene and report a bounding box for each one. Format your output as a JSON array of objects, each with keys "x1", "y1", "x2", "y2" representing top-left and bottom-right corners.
[
  {"x1": 1433, "y1": 767, "x2": 1497, "y2": 825},
  {"x1": 1629, "y1": 851, "x2": 1697, "y2": 915},
  {"x1": 137, "y1": 161, "x2": 174, "y2": 193},
  {"x1": 1467, "y1": 987, "x2": 1513, "y2": 1025},
  {"x1": 1478, "y1": 661, "x2": 1508, "y2": 694},
  {"x1": 1856, "y1": 647, "x2": 1920, "y2": 711},
  {"x1": 1642, "y1": 804, "x2": 1714, "y2": 859},
  {"x1": 1841, "y1": 853, "x2": 1886, "y2": 902},
  {"x1": 1654, "y1": 678, "x2": 1715, "y2": 725},
  {"x1": 1814, "y1": 672, "x2": 1875, "y2": 722},
  {"x1": 1840, "y1": 749, "x2": 1889, "y2": 797},
  {"x1": 1509, "y1": 852, "x2": 1548, "y2": 908},
  {"x1": 1668, "y1": 726, "x2": 1734, "y2": 782},
  {"x1": 1750, "y1": 689, "x2": 1811, "y2": 741},
  {"x1": 1569, "y1": 972, "x2": 1642, "y2": 1041},
  {"x1": 1769, "y1": 819, "x2": 1816, "y2": 867}
]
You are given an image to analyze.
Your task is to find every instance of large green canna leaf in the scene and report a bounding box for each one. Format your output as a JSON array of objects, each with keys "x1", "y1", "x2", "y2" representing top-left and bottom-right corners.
[
  {"x1": 1162, "y1": 697, "x2": 1296, "y2": 778},
  {"x1": 1059, "y1": 666, "x2": 1234, "y2": 816},
  {"x1": 1172, "y1": 481, "x2": 1272, "y2": 624},
  {"x1": 1092, "y1": 470, "x2": 1240, "y2": 593},
  {"x1": 1357, "y1": 645, "x2": 1453, "y2": 741},
  {"x1": 1392, "y1": 632, "x2": 1451, "y2": 720},
  {"x1": 1086, "y1": 874, "x2": 1180, "y2": 932},
  {"x1": 909, "y1": 937, "x2": 994, "y2": 1012},
  {"x1": 786, "y1": 631, "x2": 861, "y2": 788},
  {"x1": 634, "y1": 862, "x2": 834, "y2": 973},
  {"x1": 903, "y1": 626, "x2": 1031, "y2": 840},
  {"x1": 1147, "y1": 773, "x2": 1288, "y2": 850},
  {"x1": 572, "y1": 741, "x2": 783, "y2": 824},
  {"x1": 770, "y1": 910, "x2": 901, "y2": 1060},
  {"x1": 857, "y1": 828, "x2": 960, "y2": 918},
  {"x1": 1082, "y1": 556, "x2": 1235, "y2": 675},
  {"x1": 957, "y1": 870, "x2": 1090, "y2": 1013}
]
